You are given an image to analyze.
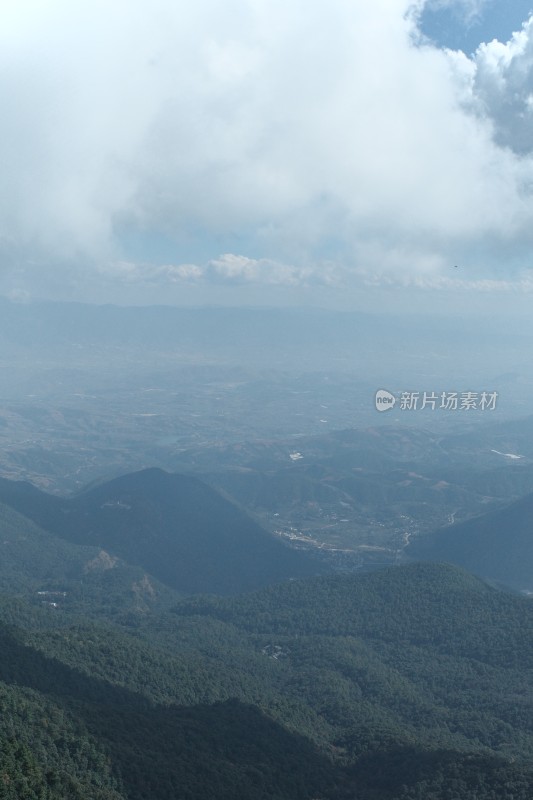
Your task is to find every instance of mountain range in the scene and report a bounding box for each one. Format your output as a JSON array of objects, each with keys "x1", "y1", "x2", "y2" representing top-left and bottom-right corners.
[
  {"x1": 0, "y1": 468, "x2": 321, "y2": 596},
  {"x1": 0, "y1": 561, "x2": 532, "y2": 798},
  {"x1": 0, "y1": 461, "x2": 533, "y2": 797}
]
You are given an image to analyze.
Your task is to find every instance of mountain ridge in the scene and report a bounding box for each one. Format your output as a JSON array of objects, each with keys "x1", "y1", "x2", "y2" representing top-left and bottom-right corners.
[
  {"x1": 0, "y1": 468, "x2": 322, "y2": 595},
  {"x1": 406, "y1": 491, "x2": 533, "y2": 592}
]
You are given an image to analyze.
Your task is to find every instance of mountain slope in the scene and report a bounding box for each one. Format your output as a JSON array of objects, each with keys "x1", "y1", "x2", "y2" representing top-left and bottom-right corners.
[
  {"x1": 406, "y1": 492, "x2": 533, "y2": 591},
  {"x1": 0, "y1": 615, "x2": 336, "y2": 800},
  {"x1": 0, "y1": 469, "x2": 321, "y2": 594},
  {"x1": 1, "y1": 563, "x2": 533, "y2": 798},
  {"x1": 0, "y1": 499, "x2": 180, "y2": 620}
]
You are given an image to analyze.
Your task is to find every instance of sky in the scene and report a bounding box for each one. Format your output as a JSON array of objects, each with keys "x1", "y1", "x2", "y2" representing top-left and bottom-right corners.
[{"x1": 2, "y1": 0, "x2": 533, "y2": 312}]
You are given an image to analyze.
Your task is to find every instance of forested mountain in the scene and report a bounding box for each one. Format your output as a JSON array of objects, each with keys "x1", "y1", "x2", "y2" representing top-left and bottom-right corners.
[
  {"x1": 0, "y1": 469, "x2": 321, "y2": 595},
  {"x1": 0, "y1": 562, "x2": 533, "y2": 798},
  {"x1": 406, "y1": 491, "x2": 533, "y2": 592},
  {"x1": 0, "y1": 499, "x2": 181, "y2": 621}
]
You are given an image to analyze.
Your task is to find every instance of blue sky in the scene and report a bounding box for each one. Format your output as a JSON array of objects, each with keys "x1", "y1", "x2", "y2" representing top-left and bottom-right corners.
[
  {"x1": 2, "y1": 0, "x2": 533, "y2": 312},
  {"x1": 421, "y1": 0, "x2": 533, "y2": 53}
]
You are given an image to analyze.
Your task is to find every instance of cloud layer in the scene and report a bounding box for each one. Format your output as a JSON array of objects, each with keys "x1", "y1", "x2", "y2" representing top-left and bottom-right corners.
[{"x1": 1, "y1": 0, "x2": 533, "y2": 303}]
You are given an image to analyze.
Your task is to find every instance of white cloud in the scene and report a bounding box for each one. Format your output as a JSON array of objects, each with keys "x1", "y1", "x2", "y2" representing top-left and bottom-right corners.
[
  {"x1": 99, "y1": 253, "x2": 342, "y2": 289},
  {"x1": 355, "y1": 266, "x2": 533, "y2": 293},
  {"x1": 207, "y1": 255, "x2": 303, "y2": 286},
  {"x1": 469, "y1": 16, "x2": 533, "y2": 154},
  {"x1": 1, "y1": 0, "x2": 533, "y2": 304},
  {"x1": 103, "y1": 261, "x2": 204, "y2": 284}
]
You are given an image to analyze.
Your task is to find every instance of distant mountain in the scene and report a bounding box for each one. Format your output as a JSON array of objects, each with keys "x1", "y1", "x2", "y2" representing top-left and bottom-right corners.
[
  {"x1": 170, "y1": 423, "x2": 533, "y2": 567},
  {"x1": 406, "y1": 492, "x2": 533, "y2": 592},
  {"x1": 0, "y1": 297, "x2": 497, "y2": 364},
  {"x1": 0, "y1": 469, "x2": 322, "y2": 594}
]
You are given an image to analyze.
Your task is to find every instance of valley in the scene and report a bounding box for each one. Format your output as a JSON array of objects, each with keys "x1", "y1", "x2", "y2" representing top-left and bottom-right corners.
[{"x1": 1, "y1": 303, "x2": 533, "y2": 797}]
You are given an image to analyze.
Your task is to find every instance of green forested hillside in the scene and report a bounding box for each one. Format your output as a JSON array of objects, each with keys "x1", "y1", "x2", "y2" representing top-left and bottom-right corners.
[
  {"x1": 0, "y1": 680, "x2": 124, "y2": 799},
  {"x1": 0, "y1": 470, "x2": 322, "y2": 595},
  {"x1": 0, "y1": 500, "x2": 180, "y2": 621},
  {"x1": 0, "y1": 612, "x2": 335, "y2": 799},
  {"x1": 1, "y1": 562, "x2": 533, "y2": 798},
  {"x1": 407, "y1": 491, "x2": 533, "y2": 592}
]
